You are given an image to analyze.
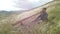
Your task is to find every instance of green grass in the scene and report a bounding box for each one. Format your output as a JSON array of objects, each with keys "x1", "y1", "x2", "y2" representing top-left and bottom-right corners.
[
  {"x1": 47, "y1": 3, "x2": 60, "y2": 34},
  {"x1": 0, "y1": 20, "x2": 13, "y2": 34},
  {"x1": 0, "y1": 11, "x2": 17, "y2": 34}
]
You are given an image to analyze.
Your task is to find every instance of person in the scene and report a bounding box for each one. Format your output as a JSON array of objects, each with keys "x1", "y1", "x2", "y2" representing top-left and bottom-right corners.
[{"x1": 37, "y1": 8, "x2": 48, "y2": 21}]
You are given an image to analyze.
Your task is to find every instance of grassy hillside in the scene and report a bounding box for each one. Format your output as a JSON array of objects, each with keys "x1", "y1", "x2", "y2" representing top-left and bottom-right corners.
[
  {"x1": 13, "y1": 1, "x2": 60, "y2": 34},
  {"x1": 47, "y1": 1, "x2": 60, "y2": 34},
  {"x1": 0, "y1": 0, "x2": 60, "y2": 34},
  {"x1": 32, "y1": 1, "x2": 60, "y2": 34},
  {"x1": 0, "y1": 11, "x2": 24, "y2": 34},
  {"x1": 34, "y1": 1, "x2": 60, "y2": 34},
  {"x1": 0, "y1": 11, "x2": 15, "y2": 34}
]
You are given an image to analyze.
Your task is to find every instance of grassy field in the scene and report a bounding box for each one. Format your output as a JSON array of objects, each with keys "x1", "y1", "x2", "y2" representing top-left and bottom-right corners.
[
  {"x1": 47, "y1": 2, "x2": 60, "y2": 34},
  {"x1": 0, "y1": 0, "x2": 60, "y2": 34}
]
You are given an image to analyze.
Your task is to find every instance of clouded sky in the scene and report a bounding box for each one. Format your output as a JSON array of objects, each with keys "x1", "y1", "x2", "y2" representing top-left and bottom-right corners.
[{"x1": 0, "y1": 0, "x2": 53, "y2": 11}]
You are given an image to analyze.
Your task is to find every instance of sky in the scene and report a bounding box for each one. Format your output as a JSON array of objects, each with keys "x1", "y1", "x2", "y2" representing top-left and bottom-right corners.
[{"x1": 0, "y1": 0, "x2": 53, "y2": 11}]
